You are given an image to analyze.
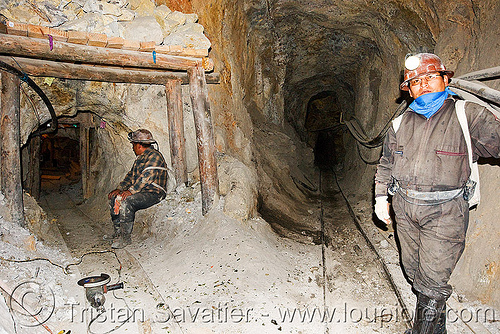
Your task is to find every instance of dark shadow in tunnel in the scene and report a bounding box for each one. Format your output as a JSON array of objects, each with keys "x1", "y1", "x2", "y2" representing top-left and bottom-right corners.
[
  {"x1": 304, "y1": 90, "x2": 346, "y2": 171},
  {"x1": 39, "y1": 126, "x2": 82, "y2": 193},
  {"x1": 314, "y1": 128, "x2": 345, "y2": 170},
  {"x1": 22, "y1": 122, "x2": 85, "y2": 205}
]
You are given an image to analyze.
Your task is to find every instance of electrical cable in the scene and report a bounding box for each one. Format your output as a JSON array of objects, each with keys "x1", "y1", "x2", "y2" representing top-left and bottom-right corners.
[
  {"x1": 65, "y1": 250, "x2": 132, "y2": 334},
  {"x1": 0, "y1": 282, "x2": 54, "y2": 333},
  {"x1": 64, "y1": 250, "x2": 122, "y2": 275},
  {"x1": 0, "y1": 250, "x2": 122, "y2": 276},
  {"x1": 0, "y1": 59, "x2": 58, "y2": 136},
  {"x1": 343, "y1": 100, "x2": 408, "y2": 148},
  {"x1": 0, "y1": 256, "x2": 68, "y2": 274},
  {"x1": 20, "y1": 84, "x2": 42, "y2": 125},
  {"x1": 355, "y1": 141, "x2": 381, "y2": 165},
  {"x1": 87, "y1": 304, "x2": 134, "y2": 334}
]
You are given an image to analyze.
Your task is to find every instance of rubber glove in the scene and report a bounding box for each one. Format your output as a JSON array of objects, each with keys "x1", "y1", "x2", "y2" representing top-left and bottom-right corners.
[{"x1": 375, "y1": 196, "x2": 391, "y2": 225}]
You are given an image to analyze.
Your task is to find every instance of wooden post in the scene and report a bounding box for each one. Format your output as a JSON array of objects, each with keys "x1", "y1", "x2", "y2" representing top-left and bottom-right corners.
[
  {"x1": 26, "y1": 136, "x2": 41, "y2": 200},
  {"x1": 166, "y1": 79, "x2": 188, "y2": 187},
  {"x1": 0, "y1": 71, "x2": 24, "y2": 226},
  {"x1": 80, "y1": 116, "x2": 92, "y2": 199},
  {"x1": 188, "y1": 65, "x2": 219, "y2": 215}
]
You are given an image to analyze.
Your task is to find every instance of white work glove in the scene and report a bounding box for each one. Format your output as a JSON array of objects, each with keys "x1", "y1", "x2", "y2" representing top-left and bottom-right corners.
[{"x1": 374, "y1": 196, "x2": 392, "y2": 225}]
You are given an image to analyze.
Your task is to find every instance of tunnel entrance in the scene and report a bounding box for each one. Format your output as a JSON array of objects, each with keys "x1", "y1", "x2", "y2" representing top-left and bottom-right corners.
[
  {"x1": 40, "y1": 126, "x2": 81, "y2": 193},
  {"x1": 304, "y1": 91, "x2": 346, "y2": 170},
  {"x1": 22, "y1": 112, "x2": 96, "y2": 202}
]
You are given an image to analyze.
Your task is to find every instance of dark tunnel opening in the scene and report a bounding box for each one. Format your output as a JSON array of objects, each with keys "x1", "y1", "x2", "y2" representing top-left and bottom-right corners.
[
  {"x1": 39, "y1": 127, "x2": 82, "y2": 193},
  {"x1": 22, "y1": 123, "x2": 84, "y2": 202},
  {"x1": 304, "y1": 90, "x2": 346, "y2": 170}
]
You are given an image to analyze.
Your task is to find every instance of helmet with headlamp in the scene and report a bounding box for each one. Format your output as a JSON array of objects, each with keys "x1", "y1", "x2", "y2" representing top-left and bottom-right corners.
[
  {"x1": 127, "y1": 129, "x2": 157, "y2": 144},
  {"x1": 400, "y1": 53, "x2": 454, "y2": 91}
]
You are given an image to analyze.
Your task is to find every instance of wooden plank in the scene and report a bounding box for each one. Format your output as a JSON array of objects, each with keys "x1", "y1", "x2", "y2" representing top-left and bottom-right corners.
[
  {"x1": 122, "y1": 39, "x2": 140, "y2": 51},
  {"x1": 0, "y1": 56, "x2": 220, "y2": 85},
  {"x1": 87, "y1": 32, "x2": 107, "y2": 47},
  {"x1": 139, "y1": 41, "x2": 156, "y2": 52},
  {"x1": 155, "y1": 45, "x2": 171, "y2": 53},
  {"x1": 106, "y1": 36, "x2": 124, "y2": 49},
  {"x1": 27, "y1": 24, "x2": 49, "y2": 39},
  {"x1": 188, "y1": 64, "x2": 219, "y2": 215},
  {"x1": 166, "y1": 79, "x2": 188, "y2": 187},
  {"x1": 156, "y1": 45, "x2": 208, "y2": 58},
  {"x1": 169, "y1": 45, "x2": 183, "y2": 54},
  {"x1": 5, "y1": 21, "x2": 28, "y2": 36},
  {"x1": 67, "y1": 30, "x2": 88, "y2": 44},
  {"x1": 0, "y1": 71, "x2": 25, "y2": 226},
  {"x1": 0, "y1": 35, "x2": 214, "y2": 71},
  {"x1": 48, "y1": 27, "x2": 68, "y2": 42}
]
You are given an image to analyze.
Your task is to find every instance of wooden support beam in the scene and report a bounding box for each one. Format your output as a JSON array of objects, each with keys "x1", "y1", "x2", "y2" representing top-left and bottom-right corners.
[
  {"x1": 166, "y1": 79, "x2": 188, "y2": 187},
  {"x1": 0, "y1": 34, "x2": 214, "y2": 71},
  {"x1": 26, "y1": 136, "x2": 41, "y2": 200},
  {"x1": 0, "y1": 56, "x2": 220, "y2": 85},
  {"x1": 80, "y1": 116, "x2": 92, "y2": 199},
  {"x1": 0, "y1": 71, "x2": 24, "y2": 226},
  {"x1": 188, "y1": 64, "x2": 219, "y2": 215}
]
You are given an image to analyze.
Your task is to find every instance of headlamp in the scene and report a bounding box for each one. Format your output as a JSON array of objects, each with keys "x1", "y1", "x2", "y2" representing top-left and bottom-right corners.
[{"x1": 405, "y1": 55, "x2": 421, "y2": 71}]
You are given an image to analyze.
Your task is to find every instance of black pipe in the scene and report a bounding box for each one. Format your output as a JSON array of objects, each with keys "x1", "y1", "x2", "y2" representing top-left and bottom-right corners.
[
  {"x1": 450, "y1": 78, "x2": 500, "y2": 106},
  {"x1": 0, "y1": 60, "x2": 57, "y2": 136},
  {"x1": 456, "y1": 66, "x2": 500, "y2": 81}
]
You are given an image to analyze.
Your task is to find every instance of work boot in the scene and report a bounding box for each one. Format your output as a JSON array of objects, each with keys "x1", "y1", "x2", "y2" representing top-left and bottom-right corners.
[
  {"x1": 410, "y1": 293, "x2": 446, "y2": 334},
  {"x1": 103, "y1": 221, "x2": 120, "y2": 240},
  {"x1": 433, "y1": 305, "x2": 447, "y2": 334},
  {"x1": 111, "y1": 234, "x2": 132, "y2": 249},
  {"x1": 103, "y1": 230, "x2": 120, "y2": 241}
]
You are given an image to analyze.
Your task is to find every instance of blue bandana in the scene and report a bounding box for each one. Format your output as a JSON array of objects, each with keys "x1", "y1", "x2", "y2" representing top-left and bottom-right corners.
[{"x1": 409, "y1": 87, "x2": 457, "y2": 118}]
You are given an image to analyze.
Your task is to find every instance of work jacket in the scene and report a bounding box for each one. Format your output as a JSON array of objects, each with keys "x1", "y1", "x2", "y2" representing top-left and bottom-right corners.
[
  {"x1": 118, "y1": 147, "x2": 168, "y2": 196},
  {"x1": 375, "y1": 96, "x2": 500, "y2": 197}
]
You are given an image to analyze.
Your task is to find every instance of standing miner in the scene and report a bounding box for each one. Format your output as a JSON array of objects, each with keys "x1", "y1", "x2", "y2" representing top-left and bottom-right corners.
[
  {"x1": 374, "y1": 53, "x2": 500, "y2": 333},
  {"x1": 106, "y1": 129, "x2": 168, "y2": 249}
]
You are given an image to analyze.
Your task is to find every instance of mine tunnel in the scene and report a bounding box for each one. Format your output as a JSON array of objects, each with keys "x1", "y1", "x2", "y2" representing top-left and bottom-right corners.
[{"x1": 0, "y1": 0, "x2": 499, "y2": 333}]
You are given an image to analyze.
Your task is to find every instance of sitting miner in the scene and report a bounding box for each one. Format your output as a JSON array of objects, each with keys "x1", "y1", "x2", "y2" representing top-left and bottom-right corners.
[{"x1": 105, "y1": 129, "x2": 168, "y2": 249}]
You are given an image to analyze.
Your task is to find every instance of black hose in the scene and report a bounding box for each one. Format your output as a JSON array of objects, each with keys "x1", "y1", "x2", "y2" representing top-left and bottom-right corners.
[
  {"x1": 449, "y1": 78, "x2": 500, "y2": 105},
  {"x1": 0, "y1": 60, "x2": 57, "y2": 136},
  {"x1": 344, "y1": 100, "x2": 408, "y2": 148},
  {"x1": 456, "y1": 65, "x2": 500, "y2": 81}
]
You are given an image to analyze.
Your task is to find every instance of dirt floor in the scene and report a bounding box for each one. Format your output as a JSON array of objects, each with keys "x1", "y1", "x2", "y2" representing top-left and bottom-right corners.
[
  {"x1": 1, "y1": 171, "x2": 497, "y2": 333},
  {"x1": 18, "y1": 170, "x2": 408, "y2": 334}
]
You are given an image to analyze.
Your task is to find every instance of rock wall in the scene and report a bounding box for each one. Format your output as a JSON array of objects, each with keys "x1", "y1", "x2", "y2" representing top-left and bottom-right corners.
[
  {"x1": 188, "y1": 0, "x2": 500, "y2": 308},
  {"x1": 1, "y1": 0, "x2": 499, "y2": 309}
]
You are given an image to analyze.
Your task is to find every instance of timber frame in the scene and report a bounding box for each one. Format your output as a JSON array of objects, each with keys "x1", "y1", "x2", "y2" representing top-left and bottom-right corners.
[{"x1": 0, "y1": 32, "x2": 220, "y2": 223}]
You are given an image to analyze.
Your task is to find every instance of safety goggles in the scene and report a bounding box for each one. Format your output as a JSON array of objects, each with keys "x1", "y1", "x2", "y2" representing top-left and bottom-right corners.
[{"x1": 409, "y1": 72, "x2": 443, "y2": 87}]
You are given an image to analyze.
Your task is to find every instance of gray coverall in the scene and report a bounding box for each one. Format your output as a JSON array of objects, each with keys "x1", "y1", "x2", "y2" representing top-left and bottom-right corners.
[{"x1": 375, "y1": 97, "x2": 500, "y2": 300}]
